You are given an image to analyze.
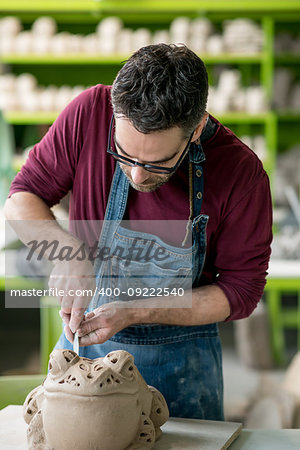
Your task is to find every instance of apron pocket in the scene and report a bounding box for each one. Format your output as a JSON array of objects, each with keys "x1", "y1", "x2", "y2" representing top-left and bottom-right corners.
[{"x1": 109, "y1": 258, "x2": 192, "y2": 301}]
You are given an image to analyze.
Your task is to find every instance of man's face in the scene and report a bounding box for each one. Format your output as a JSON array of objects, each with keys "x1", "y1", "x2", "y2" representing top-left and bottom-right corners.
[{"x1": 114, "y1": 118, "x2": 197, "y2": 192}]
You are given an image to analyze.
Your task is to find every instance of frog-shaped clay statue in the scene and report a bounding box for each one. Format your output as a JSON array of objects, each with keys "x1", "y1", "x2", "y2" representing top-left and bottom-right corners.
[{"x1": 23, "y1": 349, "x2": 169, "y2": 450}]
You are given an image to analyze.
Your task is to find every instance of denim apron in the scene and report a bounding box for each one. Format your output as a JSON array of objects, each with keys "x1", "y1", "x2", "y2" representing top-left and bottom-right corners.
[{"x1": 55, "y1": 118, "x2": 224, "y2": 420}]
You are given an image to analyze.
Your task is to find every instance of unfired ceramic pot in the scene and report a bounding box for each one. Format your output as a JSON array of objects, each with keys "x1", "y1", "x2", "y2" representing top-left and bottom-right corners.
[{"x1": 23, "y1": 349, "x2": 169, "y2": 450}]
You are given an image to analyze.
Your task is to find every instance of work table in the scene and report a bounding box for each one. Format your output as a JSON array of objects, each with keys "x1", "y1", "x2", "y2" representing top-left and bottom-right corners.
[{"x1": 1, "y1": 405, "x2": 300, "y2": 449}]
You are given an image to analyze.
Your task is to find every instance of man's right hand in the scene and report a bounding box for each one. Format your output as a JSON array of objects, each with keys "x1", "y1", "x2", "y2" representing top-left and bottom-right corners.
[
  {"x1": 4, "y1": 192, "x2": 97, "y2": 334},
  {"x1": 49, "y1": 257, "x2": 96, "y2": 333}
]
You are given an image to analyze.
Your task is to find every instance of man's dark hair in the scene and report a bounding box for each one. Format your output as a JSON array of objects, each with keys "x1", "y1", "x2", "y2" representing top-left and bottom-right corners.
[{"x1": 111, "y1": 43, "x2": 208, "y2": 137}]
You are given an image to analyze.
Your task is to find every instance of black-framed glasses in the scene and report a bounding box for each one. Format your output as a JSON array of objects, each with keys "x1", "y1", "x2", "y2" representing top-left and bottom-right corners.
[{"x1": 107, "y1": 114, "x2": 194, "y2": 174}]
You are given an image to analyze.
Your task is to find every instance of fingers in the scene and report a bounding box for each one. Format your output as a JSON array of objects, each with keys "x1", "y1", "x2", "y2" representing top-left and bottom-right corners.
[
  {"x1": 69, "y1": 308, "x2": 85, "y2": 333},
  {"x1": 59, "y1": 303, "x2": 85, "y2": 333},
  {"x1": 64, "y1": 324, "x2": 74, "y2": 344},
  {"x1": 77, "y1": 314, "x2": 99, "y2": 337},
  {"x1": 79, "y1": 329, "x2": 110, "y2": 346},
  {"x1": 85, "y1": 311, "x2": 95, "y2": 320},
  {"x1": 64, "y1": 322, "x2": 106, "y2": 347},
  {"x1": 59, "y1": 310, "x2": 71, "y2": 325},
  {"x1": 76, "y1": 306, "x2": 111, "y2": 336},
  {"x1": 59, "y1": 296, "x2": 87, "y2": 333},
  {"x1": 59, "y1": 296, "x2": 74, "y2": 315}
]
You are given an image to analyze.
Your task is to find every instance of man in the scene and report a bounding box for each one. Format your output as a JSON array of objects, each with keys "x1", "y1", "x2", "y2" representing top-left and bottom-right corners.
[{"x1": 4, "y1": 44, "x2": 272, "y2": 420}]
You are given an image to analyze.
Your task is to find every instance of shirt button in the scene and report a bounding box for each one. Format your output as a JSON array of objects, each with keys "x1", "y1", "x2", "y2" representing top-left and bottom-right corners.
[
  {"x1": 196, "y1": 169, "x2": 202, "y2": 177},
  {"x1": 196, "y1": 192, "x2": 202, "y2": 200}
]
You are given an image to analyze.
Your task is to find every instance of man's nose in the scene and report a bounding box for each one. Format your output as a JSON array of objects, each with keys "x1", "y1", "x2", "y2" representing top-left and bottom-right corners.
[{"x1": 130, "y1": 165, "x2": 150, "y2": 184}]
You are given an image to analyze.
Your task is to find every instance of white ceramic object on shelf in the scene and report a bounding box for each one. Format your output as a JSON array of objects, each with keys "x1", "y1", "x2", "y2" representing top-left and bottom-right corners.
[
  {"x1": 133, "y1": 28, "x2": 152, "y2": 51},
  {"x1": 14, "y1": 31, "x2": 33, "y2": 54},
  {"x1": 99, "y1": 35, "x2": 117, "y2": 54},
  {"x1": 32, "y1": 16, "x2": 57, "y2": 37},
  {"x1": 189, "y1": 18, "x2": 214, "y2": 53},
  {"x1": 206, "y1": 86, "x2": 216, "y2": 112},
  {"x1": 0, "y1": 14, "x2": 266, "y2": 58},
  {"x1": 253, "y1": 135, "x2": 267, "y2": 160},
  {"x1": 96, "y1": 17, "x2": 123, "y2": 37},
  {"x1": 240, "y1": 135, "x2": 253, "y2": 148},
  {"x1": 71, "y1": 86, "x2": 85, "y2": 101},
  {"x1": 67, "y1": 34, "x2": 84, "y2": 53},
  {"x1": 190, "y1": 18, "x2": 213, "y2": 38},
  {"x1": 55, "y1": 85, "x2": 73, "y2": 111},
  {"x1": 50, "y1": 32, "x2": 70, "y2": 55},
  {"x1": 39, "y1": 87, "x2": 58, "y2": 111},
  {"x1": 206, "y1": 35, "x2": 224, "y2": 54},
  {"x1": 0, "y1": 72, "x2": 89, "y2": 113},
  {"x1": 19, "y1": 91, "x2": 40, "y2": 112},
  {"x1": 169, "y1": 17, "x2": 190, "y2": 45},
  {"x1": 273, "y1": 68, "x2": 294, "y2": 110},
  {"x1": 152, "y1": 30, "x2": 170, "y2": 45},
  {"x1": 32, "y1": 36, "x2": 51, "y2": 54},
  {"x1": 218, "y1": 69, "x2": 241, "y2": 93},
  {"x1": 245, "y1": 86, "x2": 267, "y2": 113},
  {"x1": 189, "y1": 37, "x2": 207, "y2": 53},
  {"x1": 0, "y1": 16, "x2": 22, "y2": 37},
  {"x1": 0, "y1": 91, "x2": 18, "y2": 111},
  {"x1": 0, "y1": 35, "x2": 15, "y2": 54},
  {"x1": 223, "y1": 18, "x2": 263, "y2": 53},
  {"x1": 231, "y1": 89, "x2": 246, "y2": 112},
  {"x1": 0, "y1": 73, "x2": 16, "y2": 92},
  {"x1": 214, "y1": 90, "x2": 233, "y2": 114},
  {"x1": 15, "y1": 73, "x2": 37, "y2": 93},
  {"x1": 82, "y1": 34, "x2": 99, "y2": 54},
  {"x1": 117, "y1": 28, "x2": 134, "y2": 55}
]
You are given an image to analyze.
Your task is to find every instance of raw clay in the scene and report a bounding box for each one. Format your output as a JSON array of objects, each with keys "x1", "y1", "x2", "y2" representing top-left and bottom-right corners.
[{"x1": 23, "y1": 349, "x2": 169, "y2": 450}]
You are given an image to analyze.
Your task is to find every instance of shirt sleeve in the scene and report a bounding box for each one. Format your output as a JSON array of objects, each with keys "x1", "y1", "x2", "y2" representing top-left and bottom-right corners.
[
  {"x1": 213, "y1": 171, "x2": 273, "y2": 321},
  {"x1": 8, "y1": 86, "x2": 99, "y2": 207}
]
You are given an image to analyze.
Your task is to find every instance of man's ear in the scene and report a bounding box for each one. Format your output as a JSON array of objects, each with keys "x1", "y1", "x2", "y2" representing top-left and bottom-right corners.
[{"x1": 191, "y1": 112, "x2": 209, "y2": 144}]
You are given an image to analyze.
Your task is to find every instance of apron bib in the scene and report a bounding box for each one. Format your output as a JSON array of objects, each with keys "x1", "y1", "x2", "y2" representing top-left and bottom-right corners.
[{"x1": 55, "y1": 118, "x2": 224, "y2": 420}]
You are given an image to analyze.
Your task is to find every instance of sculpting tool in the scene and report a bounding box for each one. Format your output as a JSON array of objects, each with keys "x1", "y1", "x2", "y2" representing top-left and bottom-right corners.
[{"x1": 73, "y1": 331, "x2": 79, "y2": 355}]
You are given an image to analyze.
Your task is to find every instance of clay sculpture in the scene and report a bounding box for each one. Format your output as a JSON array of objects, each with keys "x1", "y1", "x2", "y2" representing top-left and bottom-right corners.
[{"x1": 23, "y1": 349, "x2": 169, "y2": 450}]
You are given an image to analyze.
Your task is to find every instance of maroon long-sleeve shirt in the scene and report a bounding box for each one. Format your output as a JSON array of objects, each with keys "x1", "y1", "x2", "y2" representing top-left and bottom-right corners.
[{"x1": 9, "y1": 84, "x2": 272, "y2": 320}]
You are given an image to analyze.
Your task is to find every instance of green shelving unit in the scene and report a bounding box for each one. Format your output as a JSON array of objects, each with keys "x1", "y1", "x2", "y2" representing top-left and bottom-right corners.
[
  {"x1": 3, "y1": 111, "x2": 59, "y2": 125},
  {"x1": 0, "y1": 2, "x2": 298, "y2": 215},
  {"x1": 0, "y1": 53, "x2": 266, "y2": 65},
  {"x1": 0, "y1": 1, "x2": 299, "y2": 367}
]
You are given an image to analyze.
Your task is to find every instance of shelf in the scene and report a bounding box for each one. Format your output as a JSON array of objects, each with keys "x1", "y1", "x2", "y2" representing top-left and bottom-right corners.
[
  {"x1": 99, "y1": 1, "x2": 300, "y2": 14},
  {"x1": 4, "y1": 111, "x2": 59, "y2": 125},
  {"x1": 0, "y1": 54, "x2": 127, "y2": 65},
  {"x1": 0, "y1": 1, "x2": 101, "y2": 13},
  {"x1": 4, "y1": 111, "x2": 276, "y2": 125},
  {"x1": 0, "y1": 53, "x2": 266, "y2": 65},
  {"x1": 276, "y1": 112, "x2": 300, "y2": 121},
  {"x1": 213, "y1": 112, "x2": 274, "y2": 124},
  {"x1": 1, "y1": 1, "x2": 299, "y2": 21},
  {"x1": 275, "y1": 54, "x2": 300, "y2": 64}
]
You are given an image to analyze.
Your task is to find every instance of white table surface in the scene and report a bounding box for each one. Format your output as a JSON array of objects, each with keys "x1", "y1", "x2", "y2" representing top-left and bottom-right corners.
[
  {"x1": 1, "y1": 405, "x2": 300, "y2": 449},
  {"x1": 268, "y1": 259, "x2": 300, "y2": 278}
]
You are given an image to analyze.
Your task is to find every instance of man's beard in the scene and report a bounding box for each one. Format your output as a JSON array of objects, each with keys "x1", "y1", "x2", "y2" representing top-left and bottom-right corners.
[{"x1": 119, "y1": 164, "x2": 174, "y2": 192}]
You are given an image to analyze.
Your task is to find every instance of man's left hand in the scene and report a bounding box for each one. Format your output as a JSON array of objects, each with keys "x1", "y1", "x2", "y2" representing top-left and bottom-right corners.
[{"x1": 64, "y1": 302, "x2": 134, "y2": 346}]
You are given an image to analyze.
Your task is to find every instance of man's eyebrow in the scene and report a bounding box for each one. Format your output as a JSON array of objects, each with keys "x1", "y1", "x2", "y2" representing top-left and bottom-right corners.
[{"x1": 114, "y1": 138, "x2": 180, "y2": 164}]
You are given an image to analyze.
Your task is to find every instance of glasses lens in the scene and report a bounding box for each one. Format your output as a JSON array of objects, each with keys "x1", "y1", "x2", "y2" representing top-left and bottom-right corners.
[
  {"x1": 111, "y1": 153, "x2": 134, "y2": 166},
  {"x1": 110, "y1": 151, "x2": 172, "y2": 174}
]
